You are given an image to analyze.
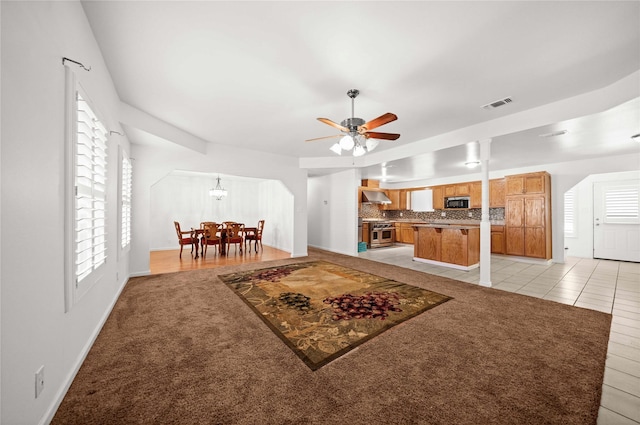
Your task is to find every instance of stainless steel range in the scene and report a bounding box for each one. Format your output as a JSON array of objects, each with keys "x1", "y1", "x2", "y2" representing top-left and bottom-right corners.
[{"x1": 370, "y1": 222, "x2": 395, "y2": 248}]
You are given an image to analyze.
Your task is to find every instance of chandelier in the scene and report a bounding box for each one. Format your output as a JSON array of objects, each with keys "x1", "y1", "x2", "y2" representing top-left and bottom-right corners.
[{"x1": 209, "y1": 175, "x2": 227, "y2": 200}]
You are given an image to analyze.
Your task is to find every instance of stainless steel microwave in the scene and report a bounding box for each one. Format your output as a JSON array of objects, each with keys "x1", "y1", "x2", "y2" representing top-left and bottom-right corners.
[{"x1": 446, "y1": 197, "x2": 469, "y2": 209}]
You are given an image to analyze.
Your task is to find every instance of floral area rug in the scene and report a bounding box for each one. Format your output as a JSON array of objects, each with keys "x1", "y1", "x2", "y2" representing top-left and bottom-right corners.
[{"x1": 218, "y1": 261, "x2": 452, "y2": 370}]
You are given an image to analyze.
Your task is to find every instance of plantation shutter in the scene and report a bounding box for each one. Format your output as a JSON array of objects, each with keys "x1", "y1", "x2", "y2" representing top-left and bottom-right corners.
[
  {"x1": 564, "y1": 188, "x2": 575, "y2": 237},
  {"x1": 121, "y1": 155, "x2": 132, "y2": 248},
  {"x1": 75, "y1": 91, "x2": 108, "y2": 283},
  {"x1": 604, "y1": 185, "x2": 640, "y2": 224}
]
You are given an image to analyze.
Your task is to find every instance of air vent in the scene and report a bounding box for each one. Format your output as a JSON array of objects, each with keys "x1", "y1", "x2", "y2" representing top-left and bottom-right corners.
[{"x1": 481, "y1": 97, "x2": 513, "y2": 110}]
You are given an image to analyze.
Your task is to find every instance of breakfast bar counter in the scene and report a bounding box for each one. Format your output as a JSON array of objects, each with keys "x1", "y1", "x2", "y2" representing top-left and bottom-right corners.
[{"x1": 412, "y1": 224, "x2": 480, "y2": 270}]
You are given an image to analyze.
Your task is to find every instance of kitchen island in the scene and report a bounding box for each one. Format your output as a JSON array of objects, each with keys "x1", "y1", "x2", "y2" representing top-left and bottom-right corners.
[{"x1": 412, "y1": 224, "x2": 480, "y2": 270}]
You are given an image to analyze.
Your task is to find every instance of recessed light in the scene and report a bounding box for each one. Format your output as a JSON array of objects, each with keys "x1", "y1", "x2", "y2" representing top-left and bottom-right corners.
[
  {"x1": 632, "y1": 133, "x2": 640, "y2": 141},
  {"x1": 465, "y1": 161, "x2": 480, "y2": 168},
  {"x1": 539, "y1": 130, "x2": 568, "y2": 138}
]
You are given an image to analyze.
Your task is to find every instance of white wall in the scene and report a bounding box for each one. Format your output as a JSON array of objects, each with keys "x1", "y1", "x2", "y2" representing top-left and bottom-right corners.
[
  {"x1": 150, "y1": 172, "x2": 293, "y2": 252},
  {"x1": 129, "y1": 138, "x2": 308, "y2": 276},
  {"x1": 565, "y1": 170, "x2": 640, "y2": 258},
  {"x1": 307, "y1": 169, "x2": 360, "y2": 256},
  {"x1": 1, "y1": 2, "x2": 131, "y2": 424}
]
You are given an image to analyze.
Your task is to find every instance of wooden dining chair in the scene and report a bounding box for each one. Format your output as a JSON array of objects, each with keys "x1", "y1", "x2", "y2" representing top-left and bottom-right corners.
[
  {"x1": 200, "y1": 221, "x2": 216, "y2": 229},
  {"x1": 174, "y1": 221, "x2": 196, "y2": 258},
  {"x1": 226, "y1": 222, "x2": 245, "y2": 254},
  {"x1": 245, "y1": 219, "x2": 265, "y2": 252},
  {"x1": 201, "y1": 222, "x2": 222, "y2": 257}
]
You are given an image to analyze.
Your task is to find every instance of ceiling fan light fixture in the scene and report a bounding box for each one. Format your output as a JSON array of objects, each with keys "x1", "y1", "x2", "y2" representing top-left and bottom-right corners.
[
  {"x1": 339, "y1": 134, "x2": 355, "y2": 150},
  {"x1": 353, "y1": 144, "x2": 366, "y2": 157},
  {"x1": 329, "y1": 143, "x2": 342, "y2": 155},
  {"x1": 365, "y1": 138, "x2": 379, "y2": 152}
]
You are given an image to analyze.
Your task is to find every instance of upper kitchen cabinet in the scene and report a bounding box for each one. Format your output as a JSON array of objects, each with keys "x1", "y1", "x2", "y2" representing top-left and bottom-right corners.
[
  {"x1": 432, "y1": 186, "x2": 444, "y2": 210},
  {"x1": 470, "y1": 182, "x2": 482, "y2": 208},
  {"x1": 505, "y1": 172, "x2": 548, "y2": 195},
  {"x1": 444, "y1": 183, "x2": 470, "y2": 197},
  {"x1": 382, "y1": 189, "x2": 412, "y2": 210},
  {"x1": 490, "y1": 178, "x2": 506, "y2": 207},
  {"x1": 381, "y1": 189, "x2": 401, "y2": 210},
  {"x1": 447, "y1": 179, "x2": 504, "y2": 209}
]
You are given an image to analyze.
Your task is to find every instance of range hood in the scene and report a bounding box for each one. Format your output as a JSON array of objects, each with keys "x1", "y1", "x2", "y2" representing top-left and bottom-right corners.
[{"x1": 362, "y1": 190, "x2": 392, "y2": 205}]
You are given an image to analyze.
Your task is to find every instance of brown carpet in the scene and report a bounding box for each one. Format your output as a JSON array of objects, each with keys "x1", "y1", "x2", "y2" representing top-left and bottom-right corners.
[{"x1": 52, "y1": 248, "x2": 612, "y2": 425}]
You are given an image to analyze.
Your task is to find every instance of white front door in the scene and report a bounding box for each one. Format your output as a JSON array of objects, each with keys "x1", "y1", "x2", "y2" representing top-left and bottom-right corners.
[{"x1": 593, "y1": 180, "x2": 640, "y2": 262}]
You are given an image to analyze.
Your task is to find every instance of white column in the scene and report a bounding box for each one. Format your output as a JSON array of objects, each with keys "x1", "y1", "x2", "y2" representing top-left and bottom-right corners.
[{"x1": 479, "y1": 138, "x2": 492, "y2": 287}]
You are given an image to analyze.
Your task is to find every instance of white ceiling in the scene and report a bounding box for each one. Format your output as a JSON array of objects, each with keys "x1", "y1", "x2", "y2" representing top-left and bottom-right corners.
[{"x1": 82, "y1": 1, "x2": 640, "y2": 183}]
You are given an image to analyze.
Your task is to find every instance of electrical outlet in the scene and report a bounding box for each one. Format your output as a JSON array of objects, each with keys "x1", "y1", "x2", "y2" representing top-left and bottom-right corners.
[
  {"x1": 35, "y1": 365, "x2": 44, "y2": 398},
  {"x1": 441, "y1": 212, "x2": 446, "y2": 217},
  {"x1": 400, "y1": 212, "x2": 403, "y2": 217},
  {"x1": 468, "y1": 212, "x2": 473, "y2": 217}
]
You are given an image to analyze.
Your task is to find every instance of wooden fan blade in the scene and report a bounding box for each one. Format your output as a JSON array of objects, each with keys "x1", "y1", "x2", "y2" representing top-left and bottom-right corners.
[
  {"x1": 317, "y1": 118, "x2": 349, "y2": 132},
  {"x1": 360, "y1": 112, "x2": 397, "y2": 131},
  {"x1": 363, "y1": 131, "x2": 401, "y2": 141},
  {"x1": 305, "y1": 134, "x2": 342, "y2": 142}
]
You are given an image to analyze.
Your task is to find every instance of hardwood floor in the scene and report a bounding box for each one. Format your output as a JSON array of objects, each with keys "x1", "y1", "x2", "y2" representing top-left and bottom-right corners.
[{"x1": 150, "y1": 244, "x2": 291, "y2": 275}]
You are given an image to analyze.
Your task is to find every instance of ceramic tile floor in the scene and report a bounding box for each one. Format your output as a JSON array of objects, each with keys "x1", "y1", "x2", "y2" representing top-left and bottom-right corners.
[{"x1": 359, "y1": 245, "x2": 640, "y2": 425}]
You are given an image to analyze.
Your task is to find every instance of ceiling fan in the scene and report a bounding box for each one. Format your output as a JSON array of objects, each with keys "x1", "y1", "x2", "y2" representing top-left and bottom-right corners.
[{"x1": 306, "y1": 89, "x2": 400, "y2": 156}]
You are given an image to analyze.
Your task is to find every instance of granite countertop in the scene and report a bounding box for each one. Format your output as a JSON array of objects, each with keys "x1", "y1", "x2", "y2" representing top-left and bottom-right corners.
[
  {"x1": 361, "y1": 218, "x2": 505, "y2": 225},
  {"x1": 411, "y1": 223, "x2": 480, "y2": 230},
  {"x1": 392, "y1": 219, "x2": 505, "y2": 226}
]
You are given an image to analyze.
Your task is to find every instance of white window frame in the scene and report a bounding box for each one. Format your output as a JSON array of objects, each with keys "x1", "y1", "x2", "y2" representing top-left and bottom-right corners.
[{"x1": 64, "y1": 66, "x2": 108, "y2": 311}]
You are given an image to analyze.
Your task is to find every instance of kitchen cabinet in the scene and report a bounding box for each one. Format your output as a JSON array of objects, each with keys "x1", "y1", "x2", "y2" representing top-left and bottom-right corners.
[
  {"x1": 470, "y1": 182, "x2": 482, "y2": 208},
  {"x1": 432, "y1": 186, "x2": 444, "y2": 210},
  {"x1": 441, "y1": 227, "x2": 479, "y2": 266},
  {"x1": 490, "y1": 178, "x2": 506, "y2": 207},
  {"x1": 445, "y1": 183, "x2": 470, "y2": 197},
  {"x1": 393, "y1": 222, "x2": 416, "y2": 244},
  {"x1": 414, "y1": 226, "x2": 442, "y2": 261},
  {"x1": 491, "y1": 225, "x2": 505, "y2": 254},
  {"x1": 413, "y1": 224, "x2": 479, "y2": 268},
  {"x1": 362, "y1": 222, "x2": 370, "y2": 246},
  {"x1": 399, "y1": 190, "x2": 409, "y2": 210},
  {"x1": 504, "y1": 172, "x2": 551, "y2": 259},
  {"x1": 381, "y1": 190, "x2": 401, "y2": 210},
  {"x1": 401, "y1": 223, "x2": 415, "y2": 244},
  {"x1": 505, "y1": 172, "x2": 547, "y2": 196}
]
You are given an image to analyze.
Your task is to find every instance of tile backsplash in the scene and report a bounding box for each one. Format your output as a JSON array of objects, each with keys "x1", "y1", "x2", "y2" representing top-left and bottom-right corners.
[{"x1": 360, "y1": 203, "x2": 505, "y2": 222}]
